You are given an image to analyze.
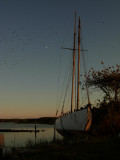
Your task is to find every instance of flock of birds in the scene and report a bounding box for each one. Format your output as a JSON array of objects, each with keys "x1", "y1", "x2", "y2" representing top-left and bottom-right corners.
[
  {"x1": 0, "y1": 29, "x2": 33, "y2": 70},
  {"x1": 0, "y1": 28, "x2": 50, "y2": 71}
]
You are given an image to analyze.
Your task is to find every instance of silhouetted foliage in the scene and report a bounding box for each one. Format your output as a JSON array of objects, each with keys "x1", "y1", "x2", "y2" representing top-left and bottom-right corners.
[
  {"x1": 91, "y1": 101, "x2": 120, "y2": 136},
  {"x1": 85, "y1": 63, "x2": 120, "y2": 135},
  {"x1": 86, "y1": 62, "x2": 120, "y2": 103}
]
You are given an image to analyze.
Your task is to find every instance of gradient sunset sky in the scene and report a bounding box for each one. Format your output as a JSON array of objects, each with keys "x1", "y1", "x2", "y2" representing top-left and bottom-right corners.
[{"x1": 0, "y1": 0, "x2": 120, "y2": 118}]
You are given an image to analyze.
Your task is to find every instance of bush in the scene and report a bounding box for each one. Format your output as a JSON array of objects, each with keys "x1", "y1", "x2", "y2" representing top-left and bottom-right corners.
[{"x1": 91, "y1": 101, "x2": 120, "y2": 136}]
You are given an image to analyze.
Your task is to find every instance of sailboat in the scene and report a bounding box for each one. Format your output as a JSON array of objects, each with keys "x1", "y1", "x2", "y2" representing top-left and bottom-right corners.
[{"x1": 55, "y1": 13, "x2": 92, "y2": 137}]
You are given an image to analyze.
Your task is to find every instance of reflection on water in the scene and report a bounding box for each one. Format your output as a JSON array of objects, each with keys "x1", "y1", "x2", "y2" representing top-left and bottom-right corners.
[
  {"x1": 0, "y1": 134, "x2": 4, "y2": 148},
  {"x1": 0, "y1": 123, "x2": 62, "y2": 148}
]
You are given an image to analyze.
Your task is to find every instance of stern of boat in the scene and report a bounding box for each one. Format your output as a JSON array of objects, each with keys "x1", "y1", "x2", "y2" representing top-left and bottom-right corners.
[{"x1": 84, "y1": 107, "x2": 92, "y2": 131}]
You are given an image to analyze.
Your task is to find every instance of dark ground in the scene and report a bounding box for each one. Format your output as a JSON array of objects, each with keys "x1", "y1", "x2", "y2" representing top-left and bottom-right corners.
[{"x1": 3, "y1": 135, "x2": 120, "y2": 160}]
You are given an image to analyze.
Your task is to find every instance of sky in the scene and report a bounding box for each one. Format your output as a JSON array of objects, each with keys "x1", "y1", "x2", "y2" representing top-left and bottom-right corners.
[{"x1": 0, "y1": 0, "x2": 120, "y2": 118}]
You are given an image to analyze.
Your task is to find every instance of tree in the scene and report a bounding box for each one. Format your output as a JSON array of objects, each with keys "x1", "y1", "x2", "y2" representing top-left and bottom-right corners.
[
  {"x1": 86, "y1": 63, "x2": 120, "y2": 135},
  {"x1": 86, "y1": 62, "x2": 120, "y2": 103}
]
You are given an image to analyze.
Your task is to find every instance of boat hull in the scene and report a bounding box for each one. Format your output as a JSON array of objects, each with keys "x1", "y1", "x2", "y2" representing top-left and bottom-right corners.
[{"x1": 55, "y1": 108, "x2": 92, "y2": 136}]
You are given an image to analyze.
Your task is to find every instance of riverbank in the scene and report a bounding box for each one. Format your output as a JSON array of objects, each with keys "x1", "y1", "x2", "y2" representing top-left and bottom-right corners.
[
  {"x1": 0, "y1": 117, "x2": 56, "y2": 125},
  {"x1": 4, "y1": 135, "x2": 120, "y2": 160}
]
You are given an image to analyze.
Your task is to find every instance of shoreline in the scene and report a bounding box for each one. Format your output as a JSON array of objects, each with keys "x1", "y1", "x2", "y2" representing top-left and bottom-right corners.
[{"x1": 0, "y1": 117, "x2": 56, "y2": 125}]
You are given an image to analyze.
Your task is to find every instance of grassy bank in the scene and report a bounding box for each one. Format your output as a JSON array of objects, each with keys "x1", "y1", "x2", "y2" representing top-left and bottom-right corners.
[{"x1": 4, "y1": 135, "x2": 120, "y2": 160}]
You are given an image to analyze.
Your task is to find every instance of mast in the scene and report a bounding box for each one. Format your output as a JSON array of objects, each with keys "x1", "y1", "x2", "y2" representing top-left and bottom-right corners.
[
  {"x1": 71, "y1": 11, "x2": 76, "y2": 113},
  {"x1": 77, "y1": 17, "x2": 80, "y2": 110}
]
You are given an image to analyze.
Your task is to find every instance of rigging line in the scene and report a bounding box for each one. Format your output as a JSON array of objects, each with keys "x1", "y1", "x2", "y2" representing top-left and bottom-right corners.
[
  {"x1": 58, "y1": 55, "x2": 72, "y2": 107},
  {"x1": 61, "y1": 61, "x2": 73, "y2": 114},
  {"x1": 57, "y1": 52, "x2": 73, "y2": 114},
  {"x1": 55, "y1": 50, "x2": 62, "y2": 117},
  {"x1": 61, "y1": 56, "x2": 73, "y2": 113},
  {"x1": 65, "y1": 91, "x2": 71, "y2": 112},
  {"x1": 61, "y1": 72, "x2": 72, "y2": 114},
  {"x1": 57, "y1": 58, "x2": 70, "y2": 107},
  {"x1": 63, "y1": 75, "x2": 72, "y2": 113},
  {"x1": 56, "y1": 17, "x2": 74, "y2": 116},
  {"x1": 75, "y1": 60, "x2": 77, "y2": 110},
  {"x1": 81, "y1": 41, "x2": 90, "y2": 104},
  {"x1": 74, "y1": 50, "x2": 78, "y2": 110},
  {"x1": 80, "y1": 78, "x2": 88, "y2": 106},
  {"x1": 80, "y1": 82, "x2": 84, "y2": 105},
  {"x1": 56, "y1": 49, "x2": 62, "y2": 109},
  {"x1": 79, "y1": 61, "x2": 85, "y2": 106},
  {"x1": 80, "y1": 27, "x2": 90, "y2": 100},
  {"x1": 81, "y1": 94, "x2": 88, "y2": 106}
]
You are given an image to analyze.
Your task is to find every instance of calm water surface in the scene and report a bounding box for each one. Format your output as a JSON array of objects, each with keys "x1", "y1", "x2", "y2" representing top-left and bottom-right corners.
[{"x1": 0, "y1": 122, "x2": 62, "y2": 148}]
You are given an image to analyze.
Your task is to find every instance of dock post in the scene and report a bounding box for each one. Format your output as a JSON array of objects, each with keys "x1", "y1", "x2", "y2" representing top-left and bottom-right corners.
[
  {"x1": 35, "y1": 125, "x2": 37, "y2": 144},
  {"x1": 53, "y1": 123, "x2": 56, "y2": 141}
]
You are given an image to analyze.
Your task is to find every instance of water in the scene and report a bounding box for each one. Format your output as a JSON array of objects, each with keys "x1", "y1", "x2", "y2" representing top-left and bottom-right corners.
[{"x1": 0, "y1": 122, "x2": 62, "y2": 148}]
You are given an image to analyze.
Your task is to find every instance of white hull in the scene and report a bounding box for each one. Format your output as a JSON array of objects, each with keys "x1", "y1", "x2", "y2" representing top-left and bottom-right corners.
[{"x1": 55, "y1": 107, "x2": 92, "y2": 136}]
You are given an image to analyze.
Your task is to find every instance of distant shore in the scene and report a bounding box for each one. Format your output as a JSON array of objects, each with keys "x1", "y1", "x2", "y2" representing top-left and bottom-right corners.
[{"x1": 0, "y1": 117, "x2": 56, "y2": 125}]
